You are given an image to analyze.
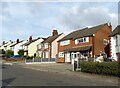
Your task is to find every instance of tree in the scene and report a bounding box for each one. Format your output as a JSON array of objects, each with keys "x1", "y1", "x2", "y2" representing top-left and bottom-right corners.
[
  {"x1": 18, "y1": 49, "x2": 24, "y2": 56},
  {"x1": 5, "y1": 50, "x2": 14, "y2": 57},
  {"x1": 0, "y1": 49, "x2": 5, "y2": 54}
]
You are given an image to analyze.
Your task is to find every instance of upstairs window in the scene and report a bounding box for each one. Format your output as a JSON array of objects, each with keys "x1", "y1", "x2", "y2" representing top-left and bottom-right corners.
[
  {"x1": 25, "y1": 46, "x2": 28, "y2": 50},
  {"x1": 60, "y1": 40, "x2": 70, "y2": 46},
  {"x1": 75, "y1": 37, "x2": 89, "y2": 44},
  {"x1": 37, "y1": 44, "x2": 42, "y2": 49},
  {"x1": 103, "y1": 39, "x2": 108, "y2": 45},
  {"x1": 44, "y1": 43, "x2": 48, "y2": 49},
  {"x1": 116, "y1": 36, "x2": 118, "y2": 46}
]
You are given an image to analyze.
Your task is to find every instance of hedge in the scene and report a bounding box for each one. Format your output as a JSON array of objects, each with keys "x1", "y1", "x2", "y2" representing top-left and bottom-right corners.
[{"x1": 80, "y1": 61, "x2": 120, "y2": 77}]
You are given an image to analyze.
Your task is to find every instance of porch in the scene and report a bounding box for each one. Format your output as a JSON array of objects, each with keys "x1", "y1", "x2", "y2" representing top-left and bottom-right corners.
[{"x1": 58, "y1": 45, "x2": 93, "y2": 64}]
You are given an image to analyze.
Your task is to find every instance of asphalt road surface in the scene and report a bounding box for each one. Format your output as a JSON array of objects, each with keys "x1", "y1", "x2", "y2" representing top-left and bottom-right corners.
[{"x1": 2, "y1": 63, "x2": 119, "y2": 87}]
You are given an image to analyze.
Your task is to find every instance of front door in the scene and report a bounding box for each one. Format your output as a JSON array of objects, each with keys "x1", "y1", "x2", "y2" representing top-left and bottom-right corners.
[
  {"x1": 65, "y1": 52, "x2": 70, "y2": 63},
  {"x1": 71, "y1": 52, "x2": 79, "y2": 64}
]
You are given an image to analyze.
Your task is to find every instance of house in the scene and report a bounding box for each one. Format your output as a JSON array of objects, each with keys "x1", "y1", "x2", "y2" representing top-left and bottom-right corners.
[
  {"x1": 22, "y1": 36, "x2": 44, "y2": 56},
  {"x1": 10, "y1": 39, "x2": 28, "y2": 55},
  {"x1": 57, "y1": 23, "x2": 112, "y2": 64},
  {"x1": 109, "y1": 25, "x2": 120, "y2": 61},
  {"x1": 37, "y1": 30, "x2": 64, "y2": 58},
  {"x1": 2, "y1": 41, "x2": 16, "y2": 51},
  {"x1": 0, "y1": 40, "x2": 14, "y2": 51}
]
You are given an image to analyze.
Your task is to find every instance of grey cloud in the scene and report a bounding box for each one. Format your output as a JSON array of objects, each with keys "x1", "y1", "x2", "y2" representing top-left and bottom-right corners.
[{"x1": 60, "y1": 4, "x2": 118, "y2": 31}]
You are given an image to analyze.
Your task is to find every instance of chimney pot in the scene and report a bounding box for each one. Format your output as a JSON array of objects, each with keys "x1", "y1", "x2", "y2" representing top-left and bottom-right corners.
[
  {"x1": 16, "y1": 39, "x2": 19, "y2": 43},
  {"x1": 52, "y1": 30, "x2": 58, "y2": 36},
  {"x1": 29, "y1": 36, "x2": 32, "y2": 42}
]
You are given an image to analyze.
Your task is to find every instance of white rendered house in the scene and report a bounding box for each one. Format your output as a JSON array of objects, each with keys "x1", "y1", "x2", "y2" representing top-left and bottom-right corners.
[
  {"x1": 10, "y1": 40, "x2": 28, "y2": 55},
  {"x1": 22, "y1": 36, "x2": 44, "y2": 56},
  {"x1": 110, "y1": 25, "x2": 120, "y2": 61}
]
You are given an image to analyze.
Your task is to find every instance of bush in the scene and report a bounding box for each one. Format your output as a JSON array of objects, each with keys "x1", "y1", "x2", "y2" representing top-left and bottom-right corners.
[
  {"x1": 0, "y1": 49, "x2": 5, "y2": 54},
  {"x1": 24, "y1": 55, "x2": 29, "y2": 59},
  {"x1": 5, "y1": 50, "x2": 14, "y2": 57},
  {"x1": 24, "y1": 55, "x2": 33, "y2": 59},
  {"x1": 18, "y1": 49, "x2": 24, "y2": 56},
  {"x1": 80, "y1": 61, "x2": 120, "y2": 77},
  {"x1": 35, "y1": 56, "x2": 40, "y2": 59}
]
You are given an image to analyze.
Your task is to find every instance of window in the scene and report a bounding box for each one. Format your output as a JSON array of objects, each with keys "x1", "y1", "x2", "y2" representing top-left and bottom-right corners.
[
  {"x1": 103, "y1": 39, "x2": 108, "y2": 45},
  {"x1": 25, "y1": 46, "x2": 28, "y2": 50},
  {"x1": 75, "y1": 37, "x2": 89, "y2": 44},
  {"x1": 60, "y1": 40, "x2": 70, "y2": 46},
  {"x1": 37, "y1": 44, "x2": 42, "y2": 49},
  {"x1": 116, "y1": 36, "x2": 118, "y2": 46},
  {"x1": 44, "y1": 43, "x2": 48, "y2": 49},
  {"x1": 59, "y1": 52, "x2": 64, "y2": 57},
  {"x1": 45, "y1": 52, "x2": 49, "y2": 58}
]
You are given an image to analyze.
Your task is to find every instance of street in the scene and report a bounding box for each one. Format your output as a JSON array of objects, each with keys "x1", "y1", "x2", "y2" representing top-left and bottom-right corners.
[{"x1": 2, "y1": 63, "x2": 119, "y2": 87}]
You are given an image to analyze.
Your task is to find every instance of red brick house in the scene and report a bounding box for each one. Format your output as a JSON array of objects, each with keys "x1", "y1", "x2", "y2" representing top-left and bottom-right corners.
[{"x1": 57, "y1": 23, "x2": 112, "y2": 64}]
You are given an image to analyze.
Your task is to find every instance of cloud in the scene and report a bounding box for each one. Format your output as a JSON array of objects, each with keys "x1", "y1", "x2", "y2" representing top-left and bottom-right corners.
[
  {"x1": 59, "y1": 3, "x2": 118, "y2": 34},
  {"x1": 1, "y1": 2, "x2": 118, "y2": 43}
]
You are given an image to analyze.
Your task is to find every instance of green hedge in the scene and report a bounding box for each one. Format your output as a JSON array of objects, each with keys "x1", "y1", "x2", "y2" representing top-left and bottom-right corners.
[{"x1": 80, "y1": 61, "x2": 120, "y2": 77}]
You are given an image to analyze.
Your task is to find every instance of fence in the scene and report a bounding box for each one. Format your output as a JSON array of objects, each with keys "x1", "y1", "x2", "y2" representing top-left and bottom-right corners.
[{"x1": 25, "y1": 58, "x2": 56, "y2": 63}]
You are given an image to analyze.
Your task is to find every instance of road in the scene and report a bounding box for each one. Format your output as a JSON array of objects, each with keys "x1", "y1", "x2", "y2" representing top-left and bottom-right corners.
[{"x1": 2, "y1": 63, "x2": 119, "y2": 87}]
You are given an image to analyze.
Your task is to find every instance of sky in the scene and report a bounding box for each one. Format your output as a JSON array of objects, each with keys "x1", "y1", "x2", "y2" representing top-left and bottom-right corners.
[{"x1": 0, "y1": 0, "x2": 119, "y2": 43}]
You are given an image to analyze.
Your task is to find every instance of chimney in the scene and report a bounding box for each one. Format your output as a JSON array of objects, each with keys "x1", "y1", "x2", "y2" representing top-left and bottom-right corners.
[
  {"x1": 2, "y1": 41, "x2": 5, "y2": 45},
  {"x1": 16, "y1": 39, "x2": 19, "y2": 43},
  {"x1": 29, "y1": 36, "x2": 32, "y2": 42},
  {"x1": 108, "y1": 23, "x2": 112, "y2": 30},
  {"x1": 52, "y1": 30, "x2": 58, "y2": 36}
]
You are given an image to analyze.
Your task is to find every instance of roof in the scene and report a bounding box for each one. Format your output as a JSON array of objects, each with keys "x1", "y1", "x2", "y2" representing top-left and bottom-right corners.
[
  {"x1": 59, "y1": 23, "x2": 107, "y2": 42},
  {"x1": 23, "y1": 37, "x2": 43, "y2": 46},
  {"x1": 3, "y1": 41, "x2": 13, "y2": 47},
  {"x1": 10, "y1": 41, "x2": 23, "y2": 47},
  {"x1": 42, "y1": 34, "x2": 62, "y2": 43},
  {"x1": 63, "y1": 45, "x2": 92, "y2": 52},
  {"x1": 4, "y1": 42, "x2": 14, "y2": 47},
  {"x1": 109, "y1": 25, "x2": 120, "y2": 37}
]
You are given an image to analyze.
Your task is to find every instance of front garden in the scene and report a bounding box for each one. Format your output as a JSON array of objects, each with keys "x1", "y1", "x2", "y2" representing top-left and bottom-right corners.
[{"x1": 80, "y1": 61, "x2": 120, "y2": 77}]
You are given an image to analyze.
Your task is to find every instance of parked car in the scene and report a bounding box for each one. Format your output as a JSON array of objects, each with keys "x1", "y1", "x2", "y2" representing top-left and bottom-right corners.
[
  {"x1": 5, "y1": 55, "x2": 24, "y2": 61},
  {"x1": 104, "y1": 57, "x2": 116, "y2": 62}
]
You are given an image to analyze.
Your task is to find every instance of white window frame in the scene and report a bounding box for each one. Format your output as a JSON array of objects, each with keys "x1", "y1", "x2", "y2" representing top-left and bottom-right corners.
[
  {"x1": 103, "y1": 39, "x2": 108, "y2": 45},
  {"x1": 44, "y1": 43, "x2": 48, "y2": 49},
  {"x1": 60, "y1": 40, "x2": 70, "y2": 46},
  {"x1": 59, "y1": 52, "x2": 64, "y2": 57},
  {"x1": 75, "y1": 37, "x2": 89, "y2": 44}
]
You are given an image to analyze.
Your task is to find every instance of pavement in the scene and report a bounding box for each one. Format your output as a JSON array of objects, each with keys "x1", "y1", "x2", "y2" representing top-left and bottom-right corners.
[{"x1": 2, "y1": 61, "x2": 119, "y2": 86}]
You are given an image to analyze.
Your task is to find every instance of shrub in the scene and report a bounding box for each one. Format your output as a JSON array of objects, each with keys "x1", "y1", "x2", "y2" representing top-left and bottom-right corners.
[
  {"x1": 18, "y1": 49, "x2": 24, "y2": 56},
  {"x1": 30, "y1": 56, "x2": 33, "y2": 59},
  {"x1": 5, "y1": 50, "x2": 14, "y2": 57},
  {"x1": 35, "y1": 56, "x2": 40, "y2": 59},
  {"x1": 24, "y1": 55, "x2": 30, "y2": 59},
  {"x1": 80, "y1": 61, "x2": 120, "y2": 77},
  {"x1": 0, "y1": 49, "x2": 5, "y2": 54}
]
